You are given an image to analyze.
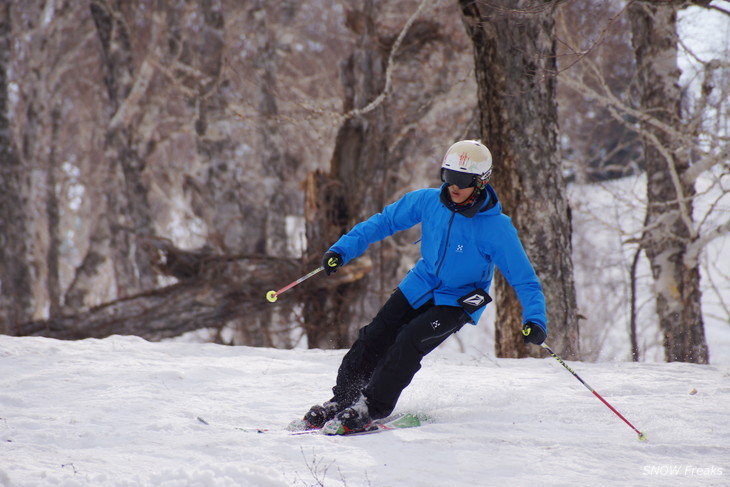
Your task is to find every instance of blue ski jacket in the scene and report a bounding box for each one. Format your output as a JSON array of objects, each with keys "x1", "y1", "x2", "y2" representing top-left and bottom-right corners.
[{"x1": 329, "y1": 184, "x2": 547, "y2": 331}]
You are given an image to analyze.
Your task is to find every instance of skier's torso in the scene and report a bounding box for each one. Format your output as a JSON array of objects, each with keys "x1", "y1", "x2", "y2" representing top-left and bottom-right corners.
[
  {"x1": 399, "y1": 185, "x2": 501, "y2": 321},
  {"x1": 331, "y1": 184, "x2": 546, "y2": 326}
]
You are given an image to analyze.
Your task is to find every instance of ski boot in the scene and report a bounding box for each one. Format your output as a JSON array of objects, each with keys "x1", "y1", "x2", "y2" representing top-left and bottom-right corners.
[
  {"x1": 287, "y1": 401, "x2": 339, "y2": 431},
  {"x1": 321, "y1": 396, "x2": 372, "y2": 435}
]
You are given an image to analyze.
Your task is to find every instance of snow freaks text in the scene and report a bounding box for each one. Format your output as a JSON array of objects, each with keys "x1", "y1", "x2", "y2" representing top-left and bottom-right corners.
[{"x1": 643, "y1": 465, "x2": 723, "y2": 477}]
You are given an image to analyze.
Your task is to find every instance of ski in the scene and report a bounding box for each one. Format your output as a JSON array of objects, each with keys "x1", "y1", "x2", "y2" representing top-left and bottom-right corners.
[
  {"x1": 237, "y1": 427, "x2": 321, "y2": 436},
  {"x1": 197, "y1": 416, "x2": 320, "y2": 436},
  {"x1": 213, "y1": 412, "x2": 428, "y2": 436},
  {"x1": 321, "y1": 412, "x2": 426, "y2": 436}
]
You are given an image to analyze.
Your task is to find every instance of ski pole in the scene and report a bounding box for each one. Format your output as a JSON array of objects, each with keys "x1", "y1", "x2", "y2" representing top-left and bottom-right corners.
[
  {"x1": 265, "y1": 266, "x2": 324, "y2": 302},
  {"x1": 541, "y1": 343, "x2": 647, "y2": 441}
]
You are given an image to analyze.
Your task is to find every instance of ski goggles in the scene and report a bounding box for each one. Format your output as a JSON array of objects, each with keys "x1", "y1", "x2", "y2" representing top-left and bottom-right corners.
[{"x1": 441, "y1": 168, "x2": 477, "y2": 189}]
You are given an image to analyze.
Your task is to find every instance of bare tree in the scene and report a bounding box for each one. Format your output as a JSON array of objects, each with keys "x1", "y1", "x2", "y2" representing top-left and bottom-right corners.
[
  {"x1": 303, "y1": 0, "x2": 397, "y2": 349},
  {"x1": 1, "y1": 0, "x2": 469, "y2": 349},
  {"x1": 555, "y1": 0, "x2": 645, "y2": 361},
  {"x1": 460, "y1": 0, "x2": 580, "y2": 359},
  {"x1": 558, "y1": 1, "x2": 728, "y2": 362},
  {"x1": 628, "y1": 0, "x2": 709, "y2": 363},
  {"x1": 86, "y1": 0, "x2": 159, "y2": 298},
  {"x1": 5, "y1": 0, "x2": 367, "y2": 344},
  {"x1": 2, "y1": 0, "x2": 107, "y2": 329},
  {"x1": 556, "y1": 1, "x2": 642, "y2": 183}
]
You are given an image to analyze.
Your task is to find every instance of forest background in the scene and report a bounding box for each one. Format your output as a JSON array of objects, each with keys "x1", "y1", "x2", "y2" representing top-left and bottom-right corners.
[{"x1": 1, "y1": 0, "x2": 728, "y2": 364}]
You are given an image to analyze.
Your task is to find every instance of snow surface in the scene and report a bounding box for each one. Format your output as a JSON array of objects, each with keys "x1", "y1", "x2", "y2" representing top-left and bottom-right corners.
[{"x1": 1, "y1": 334, "x2": 728, "y2": 487}]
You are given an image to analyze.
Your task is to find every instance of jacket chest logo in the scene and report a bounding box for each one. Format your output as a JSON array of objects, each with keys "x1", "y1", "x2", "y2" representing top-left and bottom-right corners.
[{"x1": 456, "y1": 244, "x2": 464, "y2": 253}]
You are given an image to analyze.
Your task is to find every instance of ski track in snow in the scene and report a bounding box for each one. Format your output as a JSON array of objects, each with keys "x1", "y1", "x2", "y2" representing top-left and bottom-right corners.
[{"x1": 0, "y1": 335, "x2": 728, "y2": 487}]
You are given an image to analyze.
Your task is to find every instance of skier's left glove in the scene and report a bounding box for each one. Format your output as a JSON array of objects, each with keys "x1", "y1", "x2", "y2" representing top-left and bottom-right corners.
[
  {"x1": 322, "y1": 250, "x2": 343, "y2": 275},
  {"x1": 522, "y1": 322, "x2": 547, "y2": 345}
]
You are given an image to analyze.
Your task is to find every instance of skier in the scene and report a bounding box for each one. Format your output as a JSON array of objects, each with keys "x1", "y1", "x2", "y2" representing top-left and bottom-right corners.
[{"x1": 298, "y1": 140, "x2": 548, "y2": 435}]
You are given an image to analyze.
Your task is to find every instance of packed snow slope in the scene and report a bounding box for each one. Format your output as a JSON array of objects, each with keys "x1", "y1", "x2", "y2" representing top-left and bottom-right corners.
[{"x1": 1, "y1": 335, "x2": 728, "y2": 487}]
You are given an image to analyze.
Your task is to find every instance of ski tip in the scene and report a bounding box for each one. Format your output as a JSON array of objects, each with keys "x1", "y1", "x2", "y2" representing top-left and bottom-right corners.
[{"x1": 400, "y1": 412, "x2": 432, "y2": 425}]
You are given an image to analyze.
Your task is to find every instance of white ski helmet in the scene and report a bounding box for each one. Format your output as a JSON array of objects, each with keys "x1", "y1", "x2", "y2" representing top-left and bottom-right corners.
[{"x1": 440, "y1": 140, "x2": 493, "y2": 189}]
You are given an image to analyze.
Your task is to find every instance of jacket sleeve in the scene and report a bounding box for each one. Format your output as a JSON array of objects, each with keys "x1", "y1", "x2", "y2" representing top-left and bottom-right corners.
[
  {"x1": 329, "y1": 189, "x2": 426, "y2": 265},
  {"x1": 489, "y1": 217, "x2": 548, "y2": 331}
]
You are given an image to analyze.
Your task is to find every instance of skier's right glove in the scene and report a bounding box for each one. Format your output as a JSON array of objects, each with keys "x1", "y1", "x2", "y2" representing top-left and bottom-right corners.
[
  {"x1": 522, "y1": 322, "x2": 547, "y2": 345},
  {"x1": 322, "y1": 250, "x2": 343, "y2": 275}
]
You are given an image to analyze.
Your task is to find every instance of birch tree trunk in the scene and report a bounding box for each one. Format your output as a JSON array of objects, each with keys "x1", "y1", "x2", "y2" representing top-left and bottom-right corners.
[
  {"x1": 460, "y1": 0, "x2": 579, "y2": 359},
  {"x1": 628, "y1": 1, "x2": 708, "y2": 363}
]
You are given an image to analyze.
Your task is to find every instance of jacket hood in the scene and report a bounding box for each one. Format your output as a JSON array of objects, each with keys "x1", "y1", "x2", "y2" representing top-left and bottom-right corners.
[{"x1": 479, "y1": 184, "x2": 500, "y2": 214}]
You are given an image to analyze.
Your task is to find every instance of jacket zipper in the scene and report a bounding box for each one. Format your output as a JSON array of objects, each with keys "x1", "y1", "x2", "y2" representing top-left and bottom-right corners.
[
  {"x1": 435, "y1": 211, "x2": 456, "y2": 277},
  {"x1": 411, "y1": 210, "x2": 456, "y2": 305}
]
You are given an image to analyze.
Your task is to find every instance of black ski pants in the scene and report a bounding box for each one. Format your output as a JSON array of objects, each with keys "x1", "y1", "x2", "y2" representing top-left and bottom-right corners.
[{"x1": 331, "y1": 288, "x2": 471, "y2": 419}]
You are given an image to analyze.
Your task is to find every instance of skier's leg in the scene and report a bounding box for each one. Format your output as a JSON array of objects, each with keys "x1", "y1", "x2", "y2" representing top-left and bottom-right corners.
[
  {"x1": 330, "y1": 288, "x2": 424, "y2": 408},
  {"x1": 363, "y1": 305, "x2": 470, "y2": 419}
]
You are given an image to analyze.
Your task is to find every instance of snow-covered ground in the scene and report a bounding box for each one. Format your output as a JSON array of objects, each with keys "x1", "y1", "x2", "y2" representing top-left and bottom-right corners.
[{"x1": 1, "y1": 334, "x2": 728, "y2": 486}]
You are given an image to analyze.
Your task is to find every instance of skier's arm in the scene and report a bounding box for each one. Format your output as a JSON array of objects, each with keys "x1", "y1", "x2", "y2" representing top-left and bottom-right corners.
[
  {"x1": 489, "y1": 219, "x2": 548, "y2": 332},
  {"x1": 329, "y1": 190, "x2": 426, "y2": 265}
]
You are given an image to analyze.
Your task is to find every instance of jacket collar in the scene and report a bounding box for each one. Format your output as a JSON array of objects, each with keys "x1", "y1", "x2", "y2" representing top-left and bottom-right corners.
[{"x1": 439, "y1": 183, "x2": 497, "y2": 218}]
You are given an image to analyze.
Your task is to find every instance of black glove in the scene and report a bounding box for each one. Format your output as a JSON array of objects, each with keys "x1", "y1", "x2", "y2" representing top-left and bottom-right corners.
[
  {"x1": 322, "y1": 250, "x2": 343, "y2": 275},
  {"x1": 522, "y1": 322, "x2": 547, "y2": 345}
]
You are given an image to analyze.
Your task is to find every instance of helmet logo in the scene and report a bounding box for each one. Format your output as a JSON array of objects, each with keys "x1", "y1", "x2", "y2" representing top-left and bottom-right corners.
[{"x1": 458, "y1": 152, "x2": 469, "y2": 168}]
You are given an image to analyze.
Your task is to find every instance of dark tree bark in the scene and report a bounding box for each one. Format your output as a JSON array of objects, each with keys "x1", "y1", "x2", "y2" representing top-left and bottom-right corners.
[
  {"x1": 0, "y1": 1, "x2": 34, "y2": 334},
  {"x1": 460, "y1": 0, "x2": 579, "y2": 359},
  {"x1": 46, "y1": 106, "x2": 63, "y2": 318},
  {"x1": 628, "y1": 1, "x2": 708, "y2": 363},
  {"x1": 303, "y1": 2, "x2": 389, "y2": 349}
]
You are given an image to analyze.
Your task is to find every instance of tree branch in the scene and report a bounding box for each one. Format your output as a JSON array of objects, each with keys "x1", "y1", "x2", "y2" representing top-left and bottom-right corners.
[{"x1": 347, "y1": 0, "x2": 432, "y2": 119}]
